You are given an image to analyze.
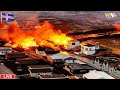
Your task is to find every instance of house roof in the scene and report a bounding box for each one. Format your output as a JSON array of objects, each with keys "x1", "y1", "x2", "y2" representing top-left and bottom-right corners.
[
  {"x1": 83, "y1": 44, "x2": 95, "y2": 47},
  {"x1": 64, "y1": 57, "x2": 77, "y2": 60},
  {"x1": 68, "y1": 63, "x2": 95, "y2": 70},
  {"x1": 16, "y1": 57, "x2": 39, "y2": 61},
  {"x1": 70, "y1": 40, "x2": 80, "y2": 42},
  {"x1": 28, "y1": 65, "x2": 53, "y2": 69},
  {"x1": 83, "y1": 70, "x2": 115, "y2": 79},
  {"x1": 16, "y1": 58, "x2": 39, "y2": 64},
  {"x1": 30, "y1": 68, "x2": 53, "y2": 73},
  {"x1": 39, "y1": 74, "x2": 68, "y2": 79},
  {"x1": 6, "y1": 52, "x2": 28, "y2": 59},
  {"x1": 50, "y1": 53, "x2": 73, "y2": 60}
]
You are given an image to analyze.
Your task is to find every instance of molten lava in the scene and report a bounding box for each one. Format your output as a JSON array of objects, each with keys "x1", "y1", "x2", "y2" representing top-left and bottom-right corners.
[
  {"x1": 0, "y1": 20, "x2": 73, "y2": 50},
  {"x1": 114, "y1": 24, "x2": 120, "y2": 31}
]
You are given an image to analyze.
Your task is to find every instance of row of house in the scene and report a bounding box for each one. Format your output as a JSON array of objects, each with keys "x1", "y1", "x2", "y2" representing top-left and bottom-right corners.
[
  {"x1": 36, "y1": 46, "x2": 115, "y2": 79},
  {"x1": 33, "y1": 40, "x2": 116, "y2": 79},
  {"x1": 35, "y1": 40, "x2": 101, "y2": 56},
  {"x1": 66, "y1": 40, "x2": 100, "y2": 55},
  {"x1": 93, "y1": 57, "x2": 120, "y2": 78},
  {"x1": 28, "y1": 64, "x2": 69, "y2": 79}
]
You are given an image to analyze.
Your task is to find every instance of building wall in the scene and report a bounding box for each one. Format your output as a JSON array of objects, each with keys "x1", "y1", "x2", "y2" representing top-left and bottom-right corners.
[
  {"x1": 30, "y1": 73, "x2": 38, "y2": 77},
  {"x1": 81, "y1": 46, "x2": 96, "y2": 55},
  {"x1": 0, "y1": 48, "x2": 12, "y2": 55},
  {"x1": 95, "y1": 45, "x2": 100, "y2": 50},
  {"x1": 67, "y1": 41, "x2": 80, "y2": 50},
  {"x1": 0, "y1": 51, "x2": 12, "y2": 55},
  {"x1": 65, "y1": 60, "x2": 74, "y2": 64}
]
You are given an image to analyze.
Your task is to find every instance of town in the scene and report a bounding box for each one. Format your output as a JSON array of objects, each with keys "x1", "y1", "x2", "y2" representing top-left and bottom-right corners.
[
  {"x1": 0, "y1": 38, "x2": 119, "y2": 79},
  {"x1": 0, "y1": 11, "x2": 120, "y2": 79}
]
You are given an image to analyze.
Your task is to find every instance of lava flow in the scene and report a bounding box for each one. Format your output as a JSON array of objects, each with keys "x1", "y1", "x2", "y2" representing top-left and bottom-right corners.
[
  {"x1": 113, "y1": 24, "x2": 120, "y2": 31},
  {"x1": 0, "y1": 21, "x2": 73, "y2": 50}
]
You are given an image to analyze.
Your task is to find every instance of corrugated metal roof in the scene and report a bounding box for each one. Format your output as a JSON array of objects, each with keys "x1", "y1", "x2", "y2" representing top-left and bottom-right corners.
[{"x1": 50, "y1": 53, "x2": 73, "y2": 60}]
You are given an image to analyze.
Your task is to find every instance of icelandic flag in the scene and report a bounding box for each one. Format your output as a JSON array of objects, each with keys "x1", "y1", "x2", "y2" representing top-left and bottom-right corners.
[{"x1": 1, "y1": 12, "x2": 14, "y2": 23}]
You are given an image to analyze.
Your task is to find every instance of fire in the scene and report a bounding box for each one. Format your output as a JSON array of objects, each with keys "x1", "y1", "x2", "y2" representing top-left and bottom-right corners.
[
  {"x1": 0, "y1": 20, "x2": 73, "y2": 50},
  {"x1": 113, "y1": 24, "x2": 120, "y2": 31},
  {"x1": 16, "y1": 37, "x2": 38, "y2": 49}
]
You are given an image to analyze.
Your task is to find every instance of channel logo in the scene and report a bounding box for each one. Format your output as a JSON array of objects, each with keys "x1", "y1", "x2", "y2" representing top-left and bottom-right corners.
[
  {"x1": 0, "y1": 74, "x2": 16, "y2": 79},
  {"x1": 104, "y1": 13, "x2": 117, "y2": 18}
]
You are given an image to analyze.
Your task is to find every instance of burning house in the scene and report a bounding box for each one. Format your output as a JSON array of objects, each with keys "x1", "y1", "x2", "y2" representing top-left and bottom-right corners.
[
  {"x1": 44, "y1": 47, "x2": 60, "y2": 54},
  {"x1": 0, "y1": 21, "x2": 73, "y2": 51}
]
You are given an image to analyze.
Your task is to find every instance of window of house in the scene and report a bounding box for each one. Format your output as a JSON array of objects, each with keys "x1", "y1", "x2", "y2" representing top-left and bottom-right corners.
[
  {"x1": 89, "y1": 48, "x2": 92, "y2": 51},
  {"x1": 82, "y1": 47, "x2": 84, "y2": 50},
  {"x1": 72, "y1": 43, "x2": 75, "y2": 45},
  {"x1": 89, "y1": 48, "x2": 94, "y2": 51},
  {"x1": 85, "y1": 48, "x2": 88, "y2": 51}
]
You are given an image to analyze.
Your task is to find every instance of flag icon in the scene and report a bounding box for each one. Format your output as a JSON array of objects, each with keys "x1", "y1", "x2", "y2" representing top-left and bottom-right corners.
[{"x1": 1, "y1": 12, "x2": 14, "y2": 23}]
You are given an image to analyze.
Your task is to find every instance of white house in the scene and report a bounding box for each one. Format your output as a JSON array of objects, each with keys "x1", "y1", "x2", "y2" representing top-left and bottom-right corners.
[
  {"x1": 95, "y1": 45, "x2": 100, "y2": 50},
  {"x1": 0, "y1": 47, "x2": 12, "y2": 55},
  {"x1": 81, "y1": 44, "x2": 96, "y2": 55},
  {"x1": 67, "y1": 40, "x2": 80, "y2": 50},
  {"x1": 81, "y1": 44, "x2": 100, "y2": 55}
]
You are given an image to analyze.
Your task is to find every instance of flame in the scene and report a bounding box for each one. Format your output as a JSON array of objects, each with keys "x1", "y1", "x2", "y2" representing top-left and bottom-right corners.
[
  {"x1": 113, "y1": 24, "x2": 120, "y2": 31},
  {"x1": 0, "y1": 20, "x2": 73, "y2": 50}
]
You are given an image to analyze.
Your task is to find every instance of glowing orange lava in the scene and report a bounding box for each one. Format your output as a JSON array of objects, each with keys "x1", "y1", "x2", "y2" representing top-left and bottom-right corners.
[{"x1": 0, "y1": 20, "x2": 73, "y2": 50}]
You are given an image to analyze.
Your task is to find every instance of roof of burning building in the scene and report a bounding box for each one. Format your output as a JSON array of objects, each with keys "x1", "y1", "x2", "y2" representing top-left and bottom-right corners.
[{"x1": 36, "y1": 46, "x2": 60, "y2": 54}]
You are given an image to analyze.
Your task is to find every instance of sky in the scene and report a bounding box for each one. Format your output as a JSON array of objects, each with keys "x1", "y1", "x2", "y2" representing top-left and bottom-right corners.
[{"x1": 1, "y1": 11, "x2": 120, "y2": 27}]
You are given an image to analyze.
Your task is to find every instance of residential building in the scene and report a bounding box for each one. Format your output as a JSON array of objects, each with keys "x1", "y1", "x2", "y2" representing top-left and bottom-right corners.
[
  {"x1": 28, "y1": 65, "x2": 54, "y2": 78},
  {"x1": 0, "y1": 47, "x2": 12, "y2": 56},
  {"x1": 65, "y1": 63, "x2": 95, "y2": 74},
  {"x1": 67, "y1": 40, "x2": 80, "y2": 50},
  {"x1": 81, "y1": 44, "x2": 97, "y2": 55}
]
